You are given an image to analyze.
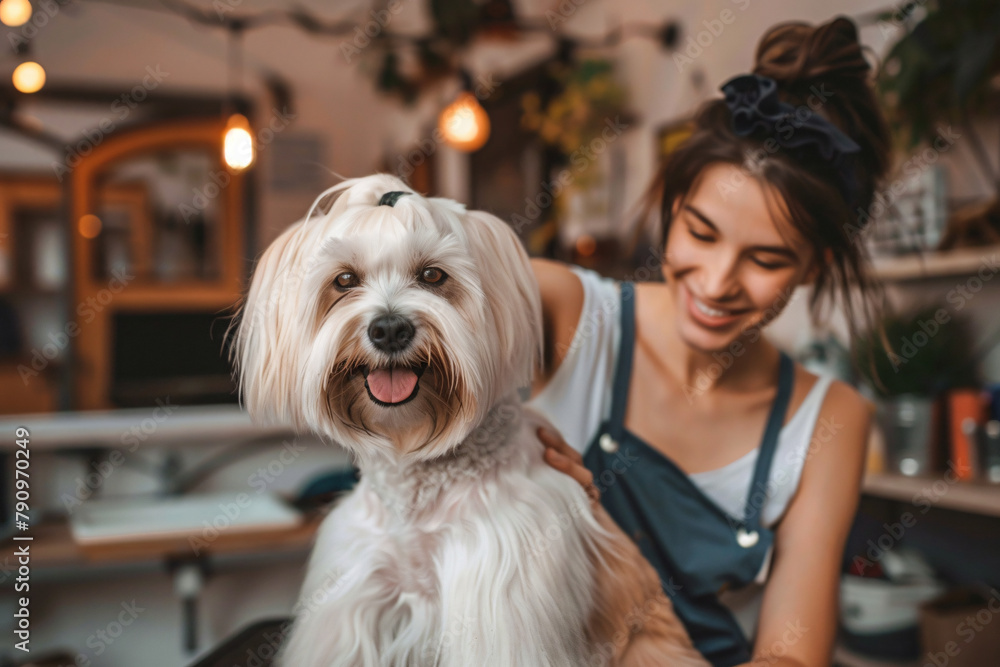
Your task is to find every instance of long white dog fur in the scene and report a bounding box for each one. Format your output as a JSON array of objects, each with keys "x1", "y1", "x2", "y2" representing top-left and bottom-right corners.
[{"x1": 233, "y1": 174, "x2": 708, "y2": 666}]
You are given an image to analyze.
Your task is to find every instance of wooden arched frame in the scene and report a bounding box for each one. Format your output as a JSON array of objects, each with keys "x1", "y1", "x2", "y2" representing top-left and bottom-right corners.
[{"x1": 70, "y1": 119, "x2": 246, "y2": 410}]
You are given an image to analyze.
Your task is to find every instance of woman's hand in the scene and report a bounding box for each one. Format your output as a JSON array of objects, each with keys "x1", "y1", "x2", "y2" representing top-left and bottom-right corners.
[{"x1": 538, "y1": 427, "x2": 601, "y2": 508}]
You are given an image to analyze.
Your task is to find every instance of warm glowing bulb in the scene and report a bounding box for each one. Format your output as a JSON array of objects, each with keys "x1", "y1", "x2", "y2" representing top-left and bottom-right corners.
[
  {"x1": 78, "y1": 214, "x2": 102, "y2": 239},
  {"x1": 223, "y1": 114, "x2": 255, "y2": 171},
  {"x1": 575, "y1": 234, "x2": 597, "y2": 258},
  {"x1": 0, "y1": 0, "x2": 32, "y2": 27},
  {"x1": 438, "y1": 92, "x2": 490, "y2": 152},
  {"x1": 12, "y1": 61, "x2": 45, "y2": 94}
]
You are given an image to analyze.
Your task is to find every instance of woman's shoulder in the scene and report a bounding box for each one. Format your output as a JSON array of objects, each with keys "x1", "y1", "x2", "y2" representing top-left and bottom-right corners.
[
  {"x1": 786, "y1": 361, "x2": 870, "y2": 431},
  {"x1": 790, "y1": 362, "x2": 872, "y2": 474},
  {"x1": 532, "y1": 259, "x2": 622, "y2": 305},
  {"x1": 801, "y1": 361, "x2": 871, "y2": 422},
  {"x1": 531, "y1": 259, "x2": 621, "y2": 380},
  {"x1": 820, "y1": 376, "x2": 874, "y2": 443},
  {"x1": 528, "y1": 261, "x2": 623, "y2": 452}
]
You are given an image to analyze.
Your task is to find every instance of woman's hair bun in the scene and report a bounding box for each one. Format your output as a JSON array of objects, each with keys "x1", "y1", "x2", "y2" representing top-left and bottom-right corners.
[
  {"x1": 753, "y1": 17, "x2": 868, "y2": 92},
  {"x1": 753, "y1": 15, "x2": 891, "y2": 200}
]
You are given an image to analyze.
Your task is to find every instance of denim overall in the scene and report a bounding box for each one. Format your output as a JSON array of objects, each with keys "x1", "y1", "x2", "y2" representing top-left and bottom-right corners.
[{"x1": 582, "y1": 282, "x2": 795, "y2": 667}]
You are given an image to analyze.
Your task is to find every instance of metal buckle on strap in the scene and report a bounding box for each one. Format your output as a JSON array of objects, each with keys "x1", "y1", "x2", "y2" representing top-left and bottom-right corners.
[
  {"x1": 599, "y1": 432, "x2": 619, "y2": 453},
  {"x1": 736, "y1": 527, "x2": 760, "y2": 548}
]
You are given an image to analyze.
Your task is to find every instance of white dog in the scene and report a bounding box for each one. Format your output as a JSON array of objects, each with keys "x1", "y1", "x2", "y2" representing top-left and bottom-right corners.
[{"x1": 233, "y1": 174, "x2": 706, "y2": 667}]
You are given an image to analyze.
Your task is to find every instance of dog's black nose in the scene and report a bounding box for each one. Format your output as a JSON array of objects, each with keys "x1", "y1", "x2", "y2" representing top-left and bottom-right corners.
[{"x1": 368, "y1": 314, "x2": 415, "y2": 353}]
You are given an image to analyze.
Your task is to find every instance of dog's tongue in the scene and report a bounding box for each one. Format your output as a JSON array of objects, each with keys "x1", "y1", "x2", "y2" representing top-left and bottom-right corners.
[{"x1": 367, "y1": 367, "x2": 418, "y2": 404}]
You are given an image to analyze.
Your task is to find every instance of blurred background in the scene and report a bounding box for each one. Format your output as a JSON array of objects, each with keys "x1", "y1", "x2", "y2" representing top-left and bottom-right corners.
[{"x1": 0, "y1": 0, "x2": 999, "y2": 665}]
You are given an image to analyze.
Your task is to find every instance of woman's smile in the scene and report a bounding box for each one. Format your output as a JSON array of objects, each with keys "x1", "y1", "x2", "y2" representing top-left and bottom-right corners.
[{"x1": 681, "y1": 282, "x2": 750, "y2": 330}]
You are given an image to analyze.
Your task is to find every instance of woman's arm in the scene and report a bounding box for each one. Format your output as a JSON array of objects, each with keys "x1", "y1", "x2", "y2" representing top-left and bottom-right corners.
[
  {"x1": 741, "y1": 380, "x2": 871, "y2": 667},
  {"x1": 529, "y1": 258, "x2": 585, "y2": 397}
]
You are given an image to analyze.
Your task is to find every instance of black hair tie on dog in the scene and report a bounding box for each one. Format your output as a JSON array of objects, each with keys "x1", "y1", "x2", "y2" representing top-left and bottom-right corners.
[{"x1": 378, "y1": 191, "x2": 411, "y2": 207}]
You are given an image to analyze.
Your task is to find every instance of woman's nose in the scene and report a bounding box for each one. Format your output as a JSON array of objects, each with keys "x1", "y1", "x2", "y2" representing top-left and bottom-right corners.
[
  {"x1": 697, "y1": 255, "x2": 741, "y2": 301},
  {"x1": 701, "y1": 260, "x2": 741, "y2": 302}
]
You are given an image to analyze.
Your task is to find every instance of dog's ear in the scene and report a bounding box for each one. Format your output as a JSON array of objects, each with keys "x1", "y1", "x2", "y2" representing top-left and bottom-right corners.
[
  {"x1": 462, "y1": 210, "x2": 543, "y2": 389},
  {"x1": 231, "y1": 220, "x2": 309, "y2": 426}
]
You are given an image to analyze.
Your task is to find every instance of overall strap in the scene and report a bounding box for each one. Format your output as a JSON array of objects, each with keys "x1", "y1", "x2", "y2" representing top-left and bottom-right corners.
[
  {"x1": 607, "y1": 281, "x2": 636, "y2": 441},
  {"x1": 742, "y1": 351, "x2": 795, "y2": 529}
]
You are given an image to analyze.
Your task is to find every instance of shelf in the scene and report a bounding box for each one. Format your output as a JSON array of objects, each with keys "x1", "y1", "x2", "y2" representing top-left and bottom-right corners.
[
  {"x1": 0, "y1": 404, "x2": 293, "y2": 452},
  {"x1": 862, "y1": 472, "x2": 1000, "y2": 517},
  {"x1": 834, "y1": 646, "x2": 920, "y2": 667},
  {"x1": 871, "y1": 245, "x2": 1000, "y2": 282},
  {"x1": 27, "y1": 509, "x2": 323, "y2": 571}
]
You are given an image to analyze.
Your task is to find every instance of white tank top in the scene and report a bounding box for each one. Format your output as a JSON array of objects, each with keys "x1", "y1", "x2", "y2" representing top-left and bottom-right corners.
[{"x1": 527, "y1": 265, "x2": 835, "y2": 639}]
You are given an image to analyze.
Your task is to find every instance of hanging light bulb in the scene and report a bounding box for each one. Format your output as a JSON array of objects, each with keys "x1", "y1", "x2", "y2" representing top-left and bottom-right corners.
[
  {"x1": 221, "y1": 23, "x2": 255, "y2": 172},
  {"x1": 438, "y1": 76, "x2": 490, "y2": 152},
  {"x1": 439, "y1": 91, "x2": 490, "y2": 152},
  {"x1": 223, "y1": 113, "x2": 255, "y2": 172},
  {"x1": 12, "y1": 61, "x2": 45, "y2": 93},
  {"x1": 0, "y1": 0, "x2": 32, "y2": 27}
]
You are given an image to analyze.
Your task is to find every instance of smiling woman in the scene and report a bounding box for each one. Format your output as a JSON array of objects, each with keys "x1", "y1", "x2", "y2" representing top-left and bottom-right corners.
[
  {"x1": 664, "y1": 163, "x2": 819, "y2": 353},
  {"x1": 530, "y1": 15, "x2": 892, "y2": 667},
  {"x1": 652, "y1": 19, "x2": 891, "y2": 351}
]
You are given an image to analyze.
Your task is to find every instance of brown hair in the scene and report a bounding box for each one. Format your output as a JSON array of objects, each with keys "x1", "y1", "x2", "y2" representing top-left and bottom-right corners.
[{"x1": 646, "y1": 16, "x2": 891, "y2": 348}]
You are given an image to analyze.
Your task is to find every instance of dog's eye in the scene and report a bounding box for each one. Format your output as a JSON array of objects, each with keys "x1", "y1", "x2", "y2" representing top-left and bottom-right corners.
[
  {"x1": 334, "y1": 272, "x2": 359, "y2": 290},
  {"x1": 419, "y1": 267, "x2": 447, "y2": 285}
]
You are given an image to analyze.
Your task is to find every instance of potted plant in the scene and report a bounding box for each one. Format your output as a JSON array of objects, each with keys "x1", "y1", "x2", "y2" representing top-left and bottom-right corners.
[
  {"x1": 519, "y1": 58, "x2": 632, "y2": 257},
  {"x1": 877, "y1": 0, "x2": 1000, "y2": 248},
  {"x1": 853, "y1": 306, "x2": 979, "y2": 475}
]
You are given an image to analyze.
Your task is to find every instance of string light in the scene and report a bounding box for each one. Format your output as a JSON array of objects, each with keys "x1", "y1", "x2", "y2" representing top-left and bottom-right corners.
[
  {"x1": 12, "y1": 61, "x2": 45, "y2": 93},
  {"x1": 77, "y1": 0, "x2": 683, "y2": 51},
  {"x1": 221, "y1": 23, "x2": 255, "y2": 172},
  {"x1": 438, "y1": 91, "x2": 490, "y2": 152},
  {"x1": 71, "y1": 1, "x2": 684, "y2": 110},
  {"x1": 223, "y1": 113, "x2": 254, "y2": 171},
  {"x1": 0, "y1": 0, "x2": 31, "y2": 27}
]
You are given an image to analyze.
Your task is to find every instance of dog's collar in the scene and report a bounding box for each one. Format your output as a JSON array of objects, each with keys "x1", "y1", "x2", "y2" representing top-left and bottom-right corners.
[{"x1": 378, "y1": 191, "x2": 411, "y2": 207}]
